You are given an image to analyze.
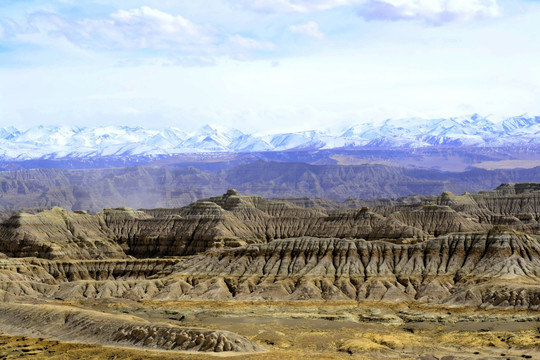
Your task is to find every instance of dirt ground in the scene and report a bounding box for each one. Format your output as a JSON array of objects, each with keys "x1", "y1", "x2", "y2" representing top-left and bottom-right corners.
[{"x1": 1, "y1": 300, "x2": 539, "y2": 360}]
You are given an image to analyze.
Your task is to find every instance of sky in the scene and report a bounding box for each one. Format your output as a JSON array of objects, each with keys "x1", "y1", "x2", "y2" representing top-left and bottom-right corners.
[{"x1": 0, "y1": 0, "x2": 539, "y2": 133}]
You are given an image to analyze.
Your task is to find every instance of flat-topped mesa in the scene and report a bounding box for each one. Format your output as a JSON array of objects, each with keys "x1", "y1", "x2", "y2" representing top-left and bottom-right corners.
[
  {"x1": 277, "y1": 183, "x2": 540, "y2": 234},
  {"x1": 126, "y1": 192, "x2": 427, "y2": 256},
  {"x1": 198, "y1": 189, "x2": 311, "y2": 215}
]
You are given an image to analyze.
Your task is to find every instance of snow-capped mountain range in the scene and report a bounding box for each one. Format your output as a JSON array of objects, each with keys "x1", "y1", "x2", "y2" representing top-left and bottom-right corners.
[{"x1": 0, "y1": 114, "x2": 539, "y2": 160}]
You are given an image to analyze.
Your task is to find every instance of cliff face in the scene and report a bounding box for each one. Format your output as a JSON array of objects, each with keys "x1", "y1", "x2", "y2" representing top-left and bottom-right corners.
[
  {"x1": 433, "y1": 184, "x2": 540, "y2": 234},
  {"x1": 0, "y1": 190, "x2": 429, "y2": 259},
  {"x1": 0, "y1": 185, "x2": 539, "y2": 309}
]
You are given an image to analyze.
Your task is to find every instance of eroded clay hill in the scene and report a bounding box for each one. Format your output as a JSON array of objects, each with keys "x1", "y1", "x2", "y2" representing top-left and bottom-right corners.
[
  {"x1": 3, "y1": 190, "x2": 431, "y2": 259},
  {"x1": 2, "y1": 185, "x2": 540, "y2": 260},
  {"x1": 168, "y1": 227, "x2": 540, "y2": 308},
  {"x1": 1, "y1": 227, "x2": 539, "y2": 309},
  {"x1": 0, "y1": 184, "x2": 539, "y2": 310}
]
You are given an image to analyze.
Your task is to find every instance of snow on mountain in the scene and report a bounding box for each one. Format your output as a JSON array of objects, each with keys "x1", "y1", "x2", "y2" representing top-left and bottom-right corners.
[
  {"x1": 339, "y1": 114, "x2": 539, "y2": 148},
  {"x1": 179, "y1": 125, "x2": 242, "y2": 152},
  {"x1": 144, "y1": 128, "x2": 186, "y2": 149},
  {"x1": 228, "y1": 134, "x2": 273, "y2": 152},
  {"x1": 267, "y1": 130, "x2": 329, "y2": 151},
  {"x1": 502, "y1": 115, "x2": 540, "y2": 134},
  {"x1": 0, "y1": 114, "x2": 539, "y2": 160},
  {"x1": 0, "y1": 126, "x2": 20, "y2": 140}
]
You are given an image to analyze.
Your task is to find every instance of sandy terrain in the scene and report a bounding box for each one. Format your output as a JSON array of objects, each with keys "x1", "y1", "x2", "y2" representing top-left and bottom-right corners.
[{"x1": 1, "y1": 300, "x2": 539, "y2": 359}]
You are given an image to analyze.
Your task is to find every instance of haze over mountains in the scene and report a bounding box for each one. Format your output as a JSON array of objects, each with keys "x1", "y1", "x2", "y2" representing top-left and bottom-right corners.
[
  {"x1": 0, "y1": 163, "x2": 539, "y2": 213},
  {"x1": 1, "y1": 114, "x2": 539, "y2": 161}
]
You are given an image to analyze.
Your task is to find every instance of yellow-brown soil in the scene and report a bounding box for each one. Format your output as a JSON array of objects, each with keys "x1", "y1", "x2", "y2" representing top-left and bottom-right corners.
[{"x1": 2, "y1": 300, "x2": 538, "y2": 359}]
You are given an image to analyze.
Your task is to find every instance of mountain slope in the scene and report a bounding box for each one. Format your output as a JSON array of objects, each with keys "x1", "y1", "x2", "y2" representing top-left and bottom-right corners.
[
  {"x1": 1, "y1": 114, "x2": 539, "y2": 161},
  {"x1": 0, "y1": 162, "x2": 540, "y2": 212}
]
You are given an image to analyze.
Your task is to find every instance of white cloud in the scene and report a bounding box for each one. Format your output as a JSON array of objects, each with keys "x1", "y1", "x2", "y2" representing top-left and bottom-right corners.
[
  {"x1": 289, "y1": 21, "x2": 325, "y2": 39},
  {"x1": 357, "y1": 0, "x2": 501, "y2": 23},
  {"x1": 233, "y1": 0, "x2": 501, "y2": 23},
  {"x1": 54, "y1": 6, "x2": 211, "y2": 50},
  {"x1": 231, "y1": 0, "x2": 360, "y2": 13},
  {"x1": 1, "y1": 7, "x2": 277, "y2": 63},
  {"x1": 109, "y1": 7, "x2": 202, "y2": 40}
]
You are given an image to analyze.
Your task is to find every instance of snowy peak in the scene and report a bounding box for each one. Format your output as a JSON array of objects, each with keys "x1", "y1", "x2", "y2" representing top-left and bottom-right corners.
[
  {"x1": 268, "y1": 130, "x2": 328, "y2": 150},
  {"x1": 502, "y1": 115, "x2": 540, "y2": 133},
  {"x1": 229, "y1": 134, "x2": 272, "y2": 152},
  {"x1": 180, "y1": 125, "x2": 243, "y2": 151},
  {"x1": 0, "y1": 114, "x2": 539, "y2": 160},
  {"x1": 0, "y1": 126, "x2": 20, "y2": 140}
]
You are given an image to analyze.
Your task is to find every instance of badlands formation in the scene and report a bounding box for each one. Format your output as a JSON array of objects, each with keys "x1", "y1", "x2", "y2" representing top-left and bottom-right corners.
[{"x1": 0, "y1": 183, "x2": 539, "y2": 359}]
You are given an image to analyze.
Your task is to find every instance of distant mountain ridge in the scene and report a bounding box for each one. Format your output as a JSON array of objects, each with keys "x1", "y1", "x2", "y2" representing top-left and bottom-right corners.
[
  {"x1": 0, "y1": 114, "x2": 539, "y2": 160},
  {"x1": 0, "y1": 161, "x2": 539, "y2": 213}
]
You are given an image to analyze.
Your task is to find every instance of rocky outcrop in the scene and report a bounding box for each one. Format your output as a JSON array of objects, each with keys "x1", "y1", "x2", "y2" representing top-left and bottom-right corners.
[
  {"x1": 3, "y1": 227, "x2": 537, "y2": 308},
  {"x1": 433, "y1": 185, "x2": 540, "y2": 234},
  {"x1": 0, "y1": 192, "x2": 429, "y2": 259},
  {"x1": 128, "y1": 192, "x2": 430, "y2": 256},
  {"x1": 0, "y1": 303, "x2": 263, "y2": 353},
  {"x1": 0, "y1": 258, "x2": 184, "y2": 301},
  {"x1": 31, "y1": 258, "x2": 181, "y2": 282},
  {"x1": 1, "y1": 229, "x2": 538, "y2": 308}
]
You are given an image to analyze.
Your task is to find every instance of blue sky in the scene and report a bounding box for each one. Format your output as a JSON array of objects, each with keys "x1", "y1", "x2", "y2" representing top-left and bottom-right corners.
[{"x1": 0, "y1": 0, "x2": 539, "y2": 132}]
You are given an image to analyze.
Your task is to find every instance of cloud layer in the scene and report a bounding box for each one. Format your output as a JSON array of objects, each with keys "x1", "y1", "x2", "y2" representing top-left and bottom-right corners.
[
  {"x1": 231, "y1": 0, "x2": 360, "y2": 13},
  {"x1": 357, "y1": 0, "x2": 501, "y2": 23},
  {"x1": 3, "y1": 6, "x2": 274, "y2": 60},
  {"x1": 232, "y1": 0, "x2": 501, "y2": 23},
  {"x1": 0, "y1": 0, "x2": 504, "y2": 61}
]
